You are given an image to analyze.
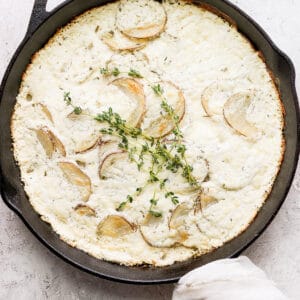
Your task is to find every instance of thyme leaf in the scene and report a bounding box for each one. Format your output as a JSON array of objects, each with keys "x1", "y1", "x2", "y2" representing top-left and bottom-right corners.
[{"x1": 128, "y1": 69, "x2": 143, "y2": 78}]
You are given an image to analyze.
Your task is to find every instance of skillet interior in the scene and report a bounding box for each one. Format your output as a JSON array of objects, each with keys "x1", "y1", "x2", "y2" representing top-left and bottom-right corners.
[{"x1": 0, "y1": 0, "x2": 299, "y2": 283}]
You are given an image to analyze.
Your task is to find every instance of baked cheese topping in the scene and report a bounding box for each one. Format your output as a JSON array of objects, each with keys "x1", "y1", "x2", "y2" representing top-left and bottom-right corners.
[{"x1": 11, "y1": 0, "x2": 284, "y2": 266}]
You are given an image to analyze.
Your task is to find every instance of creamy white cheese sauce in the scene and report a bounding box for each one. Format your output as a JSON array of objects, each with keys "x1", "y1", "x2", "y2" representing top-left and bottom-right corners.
[{"x1": 12, "y1": 0, "x2": 283, "y2": 266}]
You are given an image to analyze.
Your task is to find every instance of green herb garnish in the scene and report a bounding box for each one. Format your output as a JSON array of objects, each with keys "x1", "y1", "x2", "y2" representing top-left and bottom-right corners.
[
  {"x1": 128, "y1": 69, "x2": 143, "y2": 78},
  {"x1": 100, "y1": 66, "x2": 143, "y2": 79},
  {"x1": 151, "y1": 84, "x2": 164, "y2": 96},
  {"x1": 100, "y1": 67, "x2": 120, "y2": 77},
  {"x1": 149, "y1": 210, "x2": 162, "y2": 218},
  {"x1": 64, "y1": 92, "x2": 83, "y2": 116},
  {"x1": 73, "y1": 107, "x2": 82, "y2": 115},
  {"x1": 63, "y1": 71, "x2": 202, "y2": 216}
]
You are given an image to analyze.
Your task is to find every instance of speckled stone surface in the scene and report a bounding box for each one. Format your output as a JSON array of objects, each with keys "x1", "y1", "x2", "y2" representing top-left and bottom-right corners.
[{"x1": 0, "y1": 0, "x2": 299, "y2": 299}]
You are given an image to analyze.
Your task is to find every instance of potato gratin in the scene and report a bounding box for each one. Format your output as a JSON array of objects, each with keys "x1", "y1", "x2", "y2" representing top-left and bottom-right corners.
[{"x1": 11, "y1": 0, "x2": 284, "y2": 266}]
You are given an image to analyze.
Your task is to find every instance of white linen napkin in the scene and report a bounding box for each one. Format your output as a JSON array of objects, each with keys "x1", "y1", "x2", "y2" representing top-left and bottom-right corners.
[{"x1": 173, "y1": 256, "x2": 289, "y2": 300}]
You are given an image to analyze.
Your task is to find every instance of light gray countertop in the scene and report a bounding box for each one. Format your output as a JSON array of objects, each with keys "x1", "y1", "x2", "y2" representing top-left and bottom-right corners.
[{"x1": 0, "y1": 0, "x2": 299, "y2": 299}]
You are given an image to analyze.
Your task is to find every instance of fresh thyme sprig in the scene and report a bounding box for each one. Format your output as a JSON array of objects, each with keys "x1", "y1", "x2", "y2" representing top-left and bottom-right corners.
[
  {"x1": 165, "y1": 191, "x2": 179, "y2": 205},
  {"x1": 151, "y1": 83, "x2": 164, "y2": 96},
  {"x1": 64, "y1": 92, "x2": 83, "y2": 115},
  {"x1": 116, "y1": 184, "x2": 145, "y2": 211},
  {"x1": 94, "y1": 107, "x2": 149, "y2": 142},
  {"x1": 63, "y1": 77, "x2": 202, "y2": 216},
  {"x1": 100, "y1": 67, "x2": 120, "y2": 77},
  {"x1": 149, "y1": 193, "x2": 162, "y2": 218},
  {"x1": 94, "y1": 108, "x2": 200, "y2": 213},
  {"x1": 151, "y1": 84, "x2": 199, "y2": 186},
  {"x1": 100, "y1": 67, "x2": 143, "y2": 78}
]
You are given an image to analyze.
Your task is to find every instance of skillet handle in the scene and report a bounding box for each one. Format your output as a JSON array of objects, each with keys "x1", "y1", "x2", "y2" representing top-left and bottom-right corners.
[{"x1": 26, "y1": 0, "x2": 50, "y2": 37}]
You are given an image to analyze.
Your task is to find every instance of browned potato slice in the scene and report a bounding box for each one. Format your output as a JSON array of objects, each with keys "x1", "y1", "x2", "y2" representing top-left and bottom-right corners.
[
  {"x1": 101, "y1": 30, "x2": 147, "y2": 51},
  {"x1": 74, "y1": 204, "x2": 96, "y2": 217},
  {"x1": 37, "y1": 103, "x2": 54, "y2": 123},
  {"x1": 169, "y1": 203, "x2": 201, "y2": 246},
  {"x1": 169, "y1": 203, "x2": 190, "y2": 230},
  {"x1": 116, "y1": 0, "x2": 167, "y2": 39},
  {"x1": 58, "y1": 162, "x2": 91, "y2": 201},
  {"x1": 194, "y1": 193, "x2": 218, "y2": 213},
  {"x1": 144, "y1": 81, "x2": 185, "y2": 138},
  {"x1": 98, "y1": 140, "x2": 120, "y2": 159},
  {"x1": 139, "y1": 226, "x2": 179, "y2": 248},
  {"x1": 201, "y1": 82, "x2": 234, "y2": 117},
  {"x1": 75, "y1": 135, "x2": 101, "y2": 154},
  {"x1": 51, "y1": 132, "x2": 66, "y2": 157},
  {"x1": 175, "y1": 186, "x2": 201, "y2": 195},
  {"x1": 121, "y1": 23, "x2": 167, "y2": 40},
  {"x1": 140, "y1": 209, "x2": 196, "y2": 248},
  {"x1": 99, "y1": 151, "x2": 128, "y2": 179},
  {"x1": 200, "y1": 194, "x2": 218, "y2": 209},
  {"x1": 35, "y1": 128, "x2": 54, "y2": 158},
  {"x1": 97, "y1": 215, "x2": 135, "y2": 237},
  {"x1": 111, "y1": 78, "x2": 146, "y2": 127},
  {"x1": 35, "y1": 127, "x2": 66, "y2": 157},
  {"x1": 139, "y1": 215, "x2": 180, "y2": 248},
  {"x1": 223, "y1": 93, "x2": 259, "y2": 138}
]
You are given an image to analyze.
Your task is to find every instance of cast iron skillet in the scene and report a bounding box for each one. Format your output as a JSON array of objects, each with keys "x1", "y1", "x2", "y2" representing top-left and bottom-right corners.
[{"x1": 0, "y1": 0, "x2": 299, "y2": 284}]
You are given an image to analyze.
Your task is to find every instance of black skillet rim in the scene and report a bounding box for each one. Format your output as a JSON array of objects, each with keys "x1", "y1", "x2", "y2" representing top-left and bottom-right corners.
[{"x1": 0, "y1": 0, "x2": 299, "y2": 284}]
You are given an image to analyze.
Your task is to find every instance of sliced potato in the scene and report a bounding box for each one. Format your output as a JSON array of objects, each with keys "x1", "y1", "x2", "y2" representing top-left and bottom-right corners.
[
  {"x1": 74, "y1": 204, "x2": 96, "y2": 217},
  {"x1": 51, "y1": 132, "x2": 66, "y2": 157},
  {"x1": 194, "y1": 193, "x2": 218, "y2": 213},
  {"x1": 35, "y1": 128, "x2": 54, "y2": 158},
  {"x1": 200, "y1": 194, "x2": 218, "y2": 209},
  {"x1": 175, "y1": 186, "x2": 201, "y2": 196},
  {"x1": 169, "y1": 203, "x2": 190, "y2": 230},
  {"x1": 99, "y1": 151, "x2": 128, "y2": 179},
  {"x1": 58, "y1": 162, "x2": 91, "y2": 201},
  {"x1": 201, "y1": 82, "x2": 234, "y2": 116},
  {"x1": 111, "y1": 78, "x2": 146, "y2": 127},
  {"x1": 171, "y1": 157, "x2": 208, "y2": 195},
  {"x1": 35, "y1": 127, "x2": 66, "y2": 157},
  {"x1": 144, "y1": 81, "x2": 185, "y2": 138},
  {"x1": 140, "y1": 209, "x2": 194, "y2": 248},
  {"x1": 101, "y1": 30, "x2": 147, "y2": 51},
  {"x1": 97, "y1": 215, "x2": 135, "y2": 237},
  {"x1": 36, "y1": 103, "x2": 54, "y2": 123},
  {"x1": 105, "y1": 52, "x2": 150, "y2": 80},
  {"x1": 139, "y1": 218, "x2": 179, "y2": 248},
  {"x1": 169, "y1": 203, "x2": 205, "y2": 247},
  {"x1": 98, "y1": 140, "x2": 120, "y2": 159},
  {"x1": 75, "y1": 135, "x2": 101, "y2": 154},
  {"x1": 121, "y1": 22, "x2": 167, "y2": 40},
  {"x1": 223, "y1": 93, "x2": 260, "y2": 138},
  {"x1": 116, "y1": 0, "x2": 167, "y2": 39}
]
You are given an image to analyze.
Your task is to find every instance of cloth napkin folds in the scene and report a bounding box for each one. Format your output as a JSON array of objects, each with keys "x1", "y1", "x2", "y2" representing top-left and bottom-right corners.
[{"x1": 173, "y1": 256, "x2": 290, "y2": 300}]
